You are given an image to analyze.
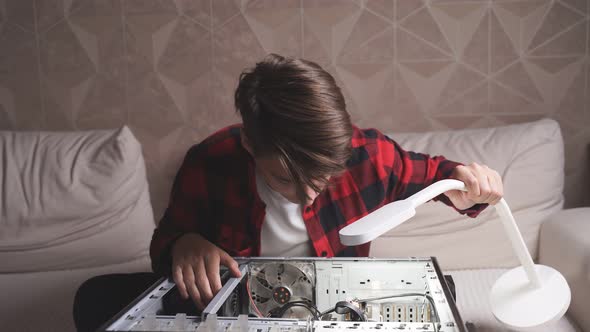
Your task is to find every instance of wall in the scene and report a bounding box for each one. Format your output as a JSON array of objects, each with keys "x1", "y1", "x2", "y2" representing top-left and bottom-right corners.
[{"x1": 0, "y1": 0, "x2": 588, "y2": 220}]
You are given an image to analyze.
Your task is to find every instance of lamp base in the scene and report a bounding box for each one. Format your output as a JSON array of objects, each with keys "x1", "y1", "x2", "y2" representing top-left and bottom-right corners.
[{"x1": 490, "y1": 264, "x2": 571, "y2": 331}]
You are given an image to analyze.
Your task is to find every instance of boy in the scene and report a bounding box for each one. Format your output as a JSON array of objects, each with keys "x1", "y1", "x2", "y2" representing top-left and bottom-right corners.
[{"x1": 150, "y1": 54, "x2": 502, "y2": 309}]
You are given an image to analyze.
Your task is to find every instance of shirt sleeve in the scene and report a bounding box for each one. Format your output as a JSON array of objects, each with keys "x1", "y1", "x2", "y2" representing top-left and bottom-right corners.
[
  {"x1": 149, "y1": 146, "x2": 208, "y2": 276},
  {"x1": 382, "y1": 135, "x2": 488, "y2": 218}
]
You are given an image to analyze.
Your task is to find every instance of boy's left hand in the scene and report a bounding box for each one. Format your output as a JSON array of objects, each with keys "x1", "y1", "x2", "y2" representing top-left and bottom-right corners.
[{"x1": 444, "y1": 162, "x2": 504, "y2": 210}]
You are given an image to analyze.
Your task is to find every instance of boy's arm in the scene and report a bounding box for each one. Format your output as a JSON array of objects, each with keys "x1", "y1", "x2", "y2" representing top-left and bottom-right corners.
[
  {"x1": 149, "y1": 146, "x2": 241, "y2": 309},
  {"x1": 383, "y1": 136, "x2": 489, "y2": 217},
  {"x1": 149, "y1": 146, "x2": 209, "y2": 276}
]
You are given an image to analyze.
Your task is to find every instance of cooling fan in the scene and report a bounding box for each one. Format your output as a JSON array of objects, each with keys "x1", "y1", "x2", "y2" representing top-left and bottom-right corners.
[{"x1": 247, "y1": 262, "x2": 315, "y2": 318}]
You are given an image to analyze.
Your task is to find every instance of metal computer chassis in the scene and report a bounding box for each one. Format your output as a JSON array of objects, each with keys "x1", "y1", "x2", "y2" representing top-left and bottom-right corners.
[{"x1": 99, "y1": 257, "x2": 466, "y2": 332}]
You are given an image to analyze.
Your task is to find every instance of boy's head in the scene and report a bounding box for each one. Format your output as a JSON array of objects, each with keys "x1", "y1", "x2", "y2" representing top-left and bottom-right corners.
[{"x1": 235, "y1": 54, "x2": 352, "y2": 206}]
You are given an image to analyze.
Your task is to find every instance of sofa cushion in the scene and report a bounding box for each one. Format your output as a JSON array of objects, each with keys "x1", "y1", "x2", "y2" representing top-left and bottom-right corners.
[
  {"x1": 0, "y1": 127, "x2": 155, "y2": 272},
  {"x1": 370, "y1": 119, "x2": 564, "y2": 269}
]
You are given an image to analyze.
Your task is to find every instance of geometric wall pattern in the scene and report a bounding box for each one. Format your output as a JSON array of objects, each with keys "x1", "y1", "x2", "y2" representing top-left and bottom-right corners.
[{"x1": 0, "y1": 0, "x2": 588, "y2": 220}]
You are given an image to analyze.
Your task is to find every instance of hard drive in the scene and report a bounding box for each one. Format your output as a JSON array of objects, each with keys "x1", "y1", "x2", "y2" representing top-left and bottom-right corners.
[{"x1": 98, "y1": 257, "x2": 466, "y2": 332}]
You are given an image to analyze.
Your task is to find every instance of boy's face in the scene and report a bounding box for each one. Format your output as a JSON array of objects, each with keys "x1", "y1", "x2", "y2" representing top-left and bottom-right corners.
[
  {"x1": 255, "y1": 157, "x2": 328, "y2": 206},
  {"x1": 241, "y1": 130, "x2": 328, "y2": 206}
]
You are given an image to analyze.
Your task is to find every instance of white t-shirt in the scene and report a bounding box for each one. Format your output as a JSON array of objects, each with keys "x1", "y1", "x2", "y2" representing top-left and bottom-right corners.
[{"x1": 256, "y1": 172, "x2": 314, "y2": 257}]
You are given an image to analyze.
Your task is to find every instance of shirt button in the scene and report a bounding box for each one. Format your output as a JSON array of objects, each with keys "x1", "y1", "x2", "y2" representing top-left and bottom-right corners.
[
  {"x1": 321, "y1": 251, "x2": 328, "y2": 257},
  {"x1": 305, "y1": 207, "x2": 311, "y2": 213}
]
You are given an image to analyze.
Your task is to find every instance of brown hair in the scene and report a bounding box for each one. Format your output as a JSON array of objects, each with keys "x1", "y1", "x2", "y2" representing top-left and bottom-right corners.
[{"x1": 235, "y1": 54, "x2": 352, "y2": 203}]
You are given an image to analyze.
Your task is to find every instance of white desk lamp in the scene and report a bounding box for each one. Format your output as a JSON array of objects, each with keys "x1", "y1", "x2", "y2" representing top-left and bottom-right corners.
[{"x1": 339, "y1": 179, "x2": 571, "y2": 331}]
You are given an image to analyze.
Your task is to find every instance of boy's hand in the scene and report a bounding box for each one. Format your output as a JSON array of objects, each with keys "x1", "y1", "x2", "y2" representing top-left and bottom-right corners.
[
  {"x1": 171, "y1": 233, "x2": 241, "y2": 309},
  {"x1": 444, "y1": 162, "x2": 504, "y2": 210}
]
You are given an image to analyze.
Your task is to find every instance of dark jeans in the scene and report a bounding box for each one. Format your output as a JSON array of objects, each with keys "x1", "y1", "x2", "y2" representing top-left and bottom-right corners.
[{"x1": 73, "y1": 272, "x2": 160, "y2": 332}]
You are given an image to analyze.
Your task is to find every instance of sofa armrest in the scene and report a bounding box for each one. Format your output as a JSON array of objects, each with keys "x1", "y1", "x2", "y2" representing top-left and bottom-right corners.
[{"x1": 539, "y1": 207, "x2": 590, "y2": 332}]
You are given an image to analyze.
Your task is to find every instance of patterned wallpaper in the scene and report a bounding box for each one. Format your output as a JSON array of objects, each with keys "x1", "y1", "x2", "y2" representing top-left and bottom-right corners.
[{"x1": 0, "y1": 0, "x2": 588, "y2": 220}]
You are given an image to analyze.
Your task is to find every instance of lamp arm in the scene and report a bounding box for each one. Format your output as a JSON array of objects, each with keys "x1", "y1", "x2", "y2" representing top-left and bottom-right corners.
[
  {"x1": 408, "y1": 179, "x2": 541, "y2": 288},
  {"x1": 406, "y1": 179, "x2": 467, "y2": 207}
]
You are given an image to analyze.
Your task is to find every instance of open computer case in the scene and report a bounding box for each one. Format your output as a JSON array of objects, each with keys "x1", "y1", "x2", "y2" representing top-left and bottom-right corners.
[{"x1": 98, "y1": 257, "x2": 467, "y2": 332}]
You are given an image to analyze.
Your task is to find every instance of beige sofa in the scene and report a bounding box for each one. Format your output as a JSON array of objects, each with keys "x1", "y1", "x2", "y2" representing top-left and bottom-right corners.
[
  {"x1": 0, "y1": 127, "x2": 155, "y2": 332},
  {"x1": 0, "y1": 119, "x2": 587, "y2": 332}
]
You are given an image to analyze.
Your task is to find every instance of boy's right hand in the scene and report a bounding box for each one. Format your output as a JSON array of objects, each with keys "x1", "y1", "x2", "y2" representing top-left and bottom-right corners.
[{"x1": 171, "y1": 233, "x2": 241, "y2": 309}]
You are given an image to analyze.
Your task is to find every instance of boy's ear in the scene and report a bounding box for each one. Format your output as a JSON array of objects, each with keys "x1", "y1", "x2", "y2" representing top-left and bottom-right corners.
[{"x1": 240, "y1": 130, "x2": 254, "y2": 156}]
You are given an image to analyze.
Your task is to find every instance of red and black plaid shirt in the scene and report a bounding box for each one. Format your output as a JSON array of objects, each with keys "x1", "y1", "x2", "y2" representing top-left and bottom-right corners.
[{"x1": 150, "y1": 125, "x2": 487, "y2": 275}]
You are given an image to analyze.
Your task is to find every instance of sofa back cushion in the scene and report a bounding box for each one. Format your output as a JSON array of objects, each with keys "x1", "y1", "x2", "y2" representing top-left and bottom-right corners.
[
  {"x1": 370, "y1": 119, "x2": 564, "y2": 269},
  {"x1": 0, "y1": 127, "x2": 155, "y2": 272}
]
